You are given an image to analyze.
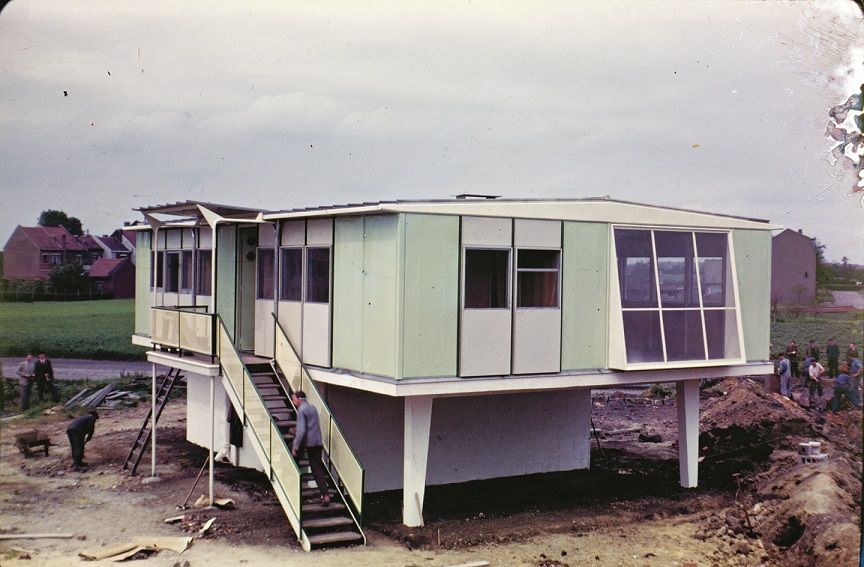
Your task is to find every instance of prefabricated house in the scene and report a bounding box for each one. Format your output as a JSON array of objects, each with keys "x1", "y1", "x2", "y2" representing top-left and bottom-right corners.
[{"x1": 127, "y1": 197, "x2": 776, "y2": 550}]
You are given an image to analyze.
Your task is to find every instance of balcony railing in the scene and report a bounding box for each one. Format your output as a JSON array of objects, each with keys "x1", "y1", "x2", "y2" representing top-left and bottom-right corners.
[{"x1": 150, "y1": 306, "x2": 216, "y2": 360}]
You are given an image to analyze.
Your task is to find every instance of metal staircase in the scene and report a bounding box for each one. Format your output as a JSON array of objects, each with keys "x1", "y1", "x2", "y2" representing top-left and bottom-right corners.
[{"x1": 123, "y1": 368, "x2": 182, "y2": 474}]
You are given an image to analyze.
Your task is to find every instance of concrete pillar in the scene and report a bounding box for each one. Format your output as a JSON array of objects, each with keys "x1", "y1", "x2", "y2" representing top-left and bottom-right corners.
[
  {"x1": 574, "y1": 388, "x2": 592, "y2": 469},
  {"x1": 150, "y1": 363, "x2": 157, "y2": 478},
  {"x1": 403, "y1": 396, "x2": 433, "y2": 527},
  {"x1": 677, "y1": 379, "x2": 699, "y2": 488}
]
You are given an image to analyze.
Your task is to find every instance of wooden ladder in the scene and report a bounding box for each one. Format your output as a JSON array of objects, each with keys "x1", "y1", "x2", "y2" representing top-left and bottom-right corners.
[{"x1": 122, "y1": 368, "x2": 182, "y2": 474}]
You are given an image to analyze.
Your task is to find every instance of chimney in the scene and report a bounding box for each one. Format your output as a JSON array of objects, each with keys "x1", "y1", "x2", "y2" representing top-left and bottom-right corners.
[{"x1": 798, "y1": 229, "x2": 803, "y2": 234}]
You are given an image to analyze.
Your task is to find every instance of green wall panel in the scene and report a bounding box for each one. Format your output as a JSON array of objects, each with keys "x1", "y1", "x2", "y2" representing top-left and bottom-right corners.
[
  {"x1": 401, "y1": 214, "x2": 459, "y2": 378},
  {"x1": 332, "y1": 218, "x2": 365, "y2": 371},
  {"x1": 134, "y1": 231, "x2": 152, "y2": 336},
  {"x1": 216, "y1": 224, "x2": 237, "y2": 341},
  {"x1": 733, "y1": 229, "x2": 771, "y2": 361},
  {"x1": 362, "y1": 215, "x2": 399, "y2": 377},
  {"x1": 561, "y1": 222, "x2": 609, "y2": 370}
]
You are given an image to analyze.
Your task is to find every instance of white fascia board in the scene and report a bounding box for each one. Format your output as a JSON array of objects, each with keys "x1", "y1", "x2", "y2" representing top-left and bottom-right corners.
[
  {"x1": 132, "y1": 334, "x2": 152, "y2": 347},
  {"x1": 263, "y1": 205, "x2": 382, "y2": 221},
  {"x1": 146, "y1": 350, "x2": 220, "y2": 377},
  {"x1": 307, "y1": 362, "x2": 773, "y2": 398}
]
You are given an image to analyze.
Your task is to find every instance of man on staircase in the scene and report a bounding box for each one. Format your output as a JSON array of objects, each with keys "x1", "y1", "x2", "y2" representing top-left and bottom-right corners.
[{"x1": 291, "y1": 391, "x2": 331, "y2": 507}]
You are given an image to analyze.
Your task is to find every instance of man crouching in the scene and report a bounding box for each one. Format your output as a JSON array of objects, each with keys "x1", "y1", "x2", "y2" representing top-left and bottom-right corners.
[{"x1": 67, "y1": 411, "x2": 99, "y2": 471}]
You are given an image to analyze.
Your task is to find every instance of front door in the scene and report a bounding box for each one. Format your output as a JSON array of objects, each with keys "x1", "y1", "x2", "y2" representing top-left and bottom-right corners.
[{"x1": 237, "y1": 226, "x2": 258, "y2": 352}]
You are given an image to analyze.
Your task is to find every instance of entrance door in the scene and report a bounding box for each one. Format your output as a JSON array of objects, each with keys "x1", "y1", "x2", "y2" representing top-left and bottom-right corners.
[{"x1": 237, "y1": 226, "x2": 258, "y2": 352}]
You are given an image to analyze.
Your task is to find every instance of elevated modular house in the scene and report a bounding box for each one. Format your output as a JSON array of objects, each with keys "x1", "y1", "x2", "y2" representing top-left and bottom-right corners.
[{"x1": 127, "y1": 198, "x2": 775, "y2": 550}]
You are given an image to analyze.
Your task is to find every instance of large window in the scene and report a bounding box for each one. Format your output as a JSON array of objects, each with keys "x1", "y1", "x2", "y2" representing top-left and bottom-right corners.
[
  {"x1": 280, "y1": 247, "x2": 302, "y2": 301},
  {"x1": 165, "y1": 251, "x2": 180, "y2": 292},
  {"x1": 614, "y1": 228, "x2": 740, "y2": 364},
  {"x1": 305, "y1": 247, "x2": 330, "y2": 303},
  {"x1": 181, "y1": 250, "x2": 194, "y2": 293},
  {"x1": 516, "y1": 249, "x2": 560, "y2": 308},
  {"x1": 196, "y1": 250, "x2": 212, "y2": 295},
  {"x1": 154, "y1": 251, "x2": 164, "y2": 289},
  {"x1": 257, "y1": 248, "x2": 275, "y2": 300},
  {"x1": 464, "y1": 249, "x2": 510, "y2": 309}
]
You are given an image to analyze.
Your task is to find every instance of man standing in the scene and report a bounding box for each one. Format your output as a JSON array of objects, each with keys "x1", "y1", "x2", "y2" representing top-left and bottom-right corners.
[
  {"x1": 777, "y1": 353, "x2": 792, "y2": 399},
  {"x1": 807, "y1": 359, "x2": 825, "y2": 409},
  {"x1": 34, "y1": 353, "x2": 60, "y2": 404},
  {"x1": 15, "y1": 354, "x2": 35, "y2": 411},
  {"x1": 806, "y1": 339, "x2": 820, "y2": 363},
  {"x1": 825, "y1": 338, "x2": 840, "y2": 378},
  {"x1": 849, "y1": 356, "x2": 863, "y2": 407},
  {"x1": 785, "y1": 341, "x2": 800, "y2": 379},
  {"x1": 290, "y1": 391, "x2": 330, "y2": 507},
  {"x1": 847, "y1": 343, "x2": 860, "y2": 364},
  {"x1": 67, "y1": 411, "x2": 99, "y2": 471}
]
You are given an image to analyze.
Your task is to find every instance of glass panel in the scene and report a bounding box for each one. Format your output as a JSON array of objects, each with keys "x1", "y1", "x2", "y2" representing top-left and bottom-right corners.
[
  {"x1": 306, "y1": 247, "x2": 331, "y2": 303},
  {"x1": 517, "y1": 272, "x2": 559, "y2": 307},
  {"x1": 705, "y1": 309, "x2": 741, "y2": 359},
  {"x1": 196, "y1": 250, "x2": 212, "y2": 295},
  {"x1": 518, "y1": 249, "x2": 560, "y2": 270},
  {"x1": 181, "y1": 250, "x2": 193, "y2": 291},
  {"x1": 654, "y1": 231, "x2": 698, "y2": 308},
  {"x1": 155, "y1": 251, "x2": 164, "y2": 289},
  {"x1": 614, "y1": 229, "x2": 656, "y2": 308},
  {"x1": 662, "y1": 310, "x2": 705, "y2": 361},
  {"x1": 257, "y1": 249, "x2": 275, "y2": 300},
  {"x1": 178, "y1": 311, "x2": 213, "y2": 355},
  {"x1": 464, "y1": 249, "x2": 510, "y2": 308},
  {"x1": 695, "y1": 233, "x2": 731, "y2": 307},
  {"x1": 165, "y1": 252, "x2": 180, "y2": 293},
  {"x1": 623, "y1": 311, "x2": 663, "y2": 363},
  {"x1": 280, "y1": 248, "x2": 302, "y2": 301}
]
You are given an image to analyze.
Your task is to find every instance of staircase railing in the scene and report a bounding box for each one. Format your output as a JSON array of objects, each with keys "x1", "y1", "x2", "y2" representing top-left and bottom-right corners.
[
  {"x1": 271, "y1": 314, "x2": 366, "y2": 521},
  {"x1": 216, "y1": 315, "x2": 306, "y2": 547}
]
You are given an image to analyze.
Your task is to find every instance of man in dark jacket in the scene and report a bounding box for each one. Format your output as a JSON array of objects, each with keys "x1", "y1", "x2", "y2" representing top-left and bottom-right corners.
[
  {"x1": 34, "y1": 353, "x2": 60, "y2": 404},
  {"x1": 826, "y1": 338, "x2": 840, "y2": 378},
  {"x1": 67, "y1": 411, "x2": 98, "y2": 470},
  {"x1": 290, "y1": 391, "x2": 330, "y2": 507}
]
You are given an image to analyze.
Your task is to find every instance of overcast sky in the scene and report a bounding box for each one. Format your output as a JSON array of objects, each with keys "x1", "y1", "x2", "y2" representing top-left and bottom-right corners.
[{"x1": 1, "y1": 1, "x2": 861, "y2": 261}]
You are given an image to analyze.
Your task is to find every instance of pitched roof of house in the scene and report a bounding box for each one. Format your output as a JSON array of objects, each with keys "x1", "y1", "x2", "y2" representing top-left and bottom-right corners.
[
  {"x1": 76, "y1": 234, "x2": 104, "y2": 251},
  {"x1": 17, "y1": 225, "x2": 88, "y2": 251},
  {"x1": 89, "y1": 258, "x2": 127, "y2": 278},
  {"x1": 96, "y1": 235, "x2": 129, "y2": 252}
]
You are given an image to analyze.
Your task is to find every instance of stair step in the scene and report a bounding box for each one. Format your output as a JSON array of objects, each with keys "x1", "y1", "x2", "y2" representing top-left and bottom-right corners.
[
  {"x1": 304, "y1": 501, "x2": 345, "y2": 513},
  {"x1": 302, "y1": 487, "x2": 334, "y2": 498},
  {"x1": 307, "y1": 531, "x2": 362, "y2": 547},
  {"x1": 303, "y1": 516, "x2": 354, "y2": 530}
]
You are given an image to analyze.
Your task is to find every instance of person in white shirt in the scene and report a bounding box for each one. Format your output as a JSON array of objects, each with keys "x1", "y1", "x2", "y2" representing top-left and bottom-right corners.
[{"x1": 807, "y1": 359, "x2": 825, "y2": 409}]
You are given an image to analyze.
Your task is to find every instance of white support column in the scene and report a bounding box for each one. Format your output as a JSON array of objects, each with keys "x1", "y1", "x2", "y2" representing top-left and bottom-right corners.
[
  {"x1": 208, "y1": 375, "x2": 215, "y2": 507},
  {"x1": 403, "y1": 396, "x2": 433, "y2": 527},
  {"x1": 150, "y1": 363, "x2": 157, "y2": 478},
  {"x1": 677, "y1": 379, "x2": 700, "y2": 488}
]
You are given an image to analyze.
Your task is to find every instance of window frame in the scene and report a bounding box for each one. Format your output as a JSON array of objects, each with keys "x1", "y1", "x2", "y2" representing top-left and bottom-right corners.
[
  {"x1": 609, "y1": 224, "x2": 745, "y2": 370},
  {"x1": 180, "y1": 249, "x2": 194, "y2": 293},
  {"x1": 279, "y1": 246, "x2": 303, "y2": 302},
  {"x1": 196, "y1": 249, "x2": 212, "y2": 296},
  {"x1": 256, "y1": 247, "x2": 276, "y2": 301},
  {"x1": 462, "y1": 246, "x2": 512, "y2": 310},
  {"x1": 164, "y1": 250, "x2": 180, "y2": 293},
  {"x1": 304, "y1": 246, "x2": 331, "y2": 304}
]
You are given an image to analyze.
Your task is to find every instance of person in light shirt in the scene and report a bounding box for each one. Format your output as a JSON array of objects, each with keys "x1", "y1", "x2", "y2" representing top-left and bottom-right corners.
[{"x1": 806, "y1": 359, "x2": 825, "y2": 409}]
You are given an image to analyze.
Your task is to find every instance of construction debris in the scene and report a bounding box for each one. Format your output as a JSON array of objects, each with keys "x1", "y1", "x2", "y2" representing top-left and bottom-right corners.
[
  {"x1": 198, "y1": 518, "x2": 216, "y2": 536},
  {"x1": 164, "y1": 515, "x2": 186, "y2": 524},
  {"x1": 78, "y1": 536, "x2": 192, "y2": 561},
  {"x1": 75, "y1": 383, "x2": 115, "y2": 408},
  {"x1": 192, "y1": 495, "x2": 235, "y2": 509},
  {"x1": 0, "y1": 533, "x2": 74, "y2": 540}
]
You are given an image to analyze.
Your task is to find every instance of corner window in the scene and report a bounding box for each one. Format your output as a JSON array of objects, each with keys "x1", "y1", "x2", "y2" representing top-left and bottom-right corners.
[
  {"x1": 257, "y1": 248, "x2": 275, "y2": 300},
  {"x1": 305, "y1": 247, "x2": 330, "y2": 303},
  {"x1": 165, "y1": 251, "x2": 180, "y2": 292},
  {"x1": 464, "y1": 249, "x2": 510, "y2": 309},
  {"x1": 280, "y1": 247, "x2": 302, "y2": 301},
  {"x1": 196, "y1": 250, "x2": 212, "y2": 295},
  {"x1": 614, "y1": 228, "x2": 741, "y2": 365},
  {"x1": 516, "y1": 249, "x2": 560, "y2": 308}
]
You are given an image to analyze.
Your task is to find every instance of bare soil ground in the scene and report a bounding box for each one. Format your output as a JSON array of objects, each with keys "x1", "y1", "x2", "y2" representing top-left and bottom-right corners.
[{"x1": 0, "y1": 378, "x2": 860, "y2": 567}]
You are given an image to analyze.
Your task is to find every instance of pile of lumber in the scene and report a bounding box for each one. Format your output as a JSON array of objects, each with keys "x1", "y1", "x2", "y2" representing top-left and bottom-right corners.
[{"x1": 64, "y1": 383, "x2": 142, "y2": 410}]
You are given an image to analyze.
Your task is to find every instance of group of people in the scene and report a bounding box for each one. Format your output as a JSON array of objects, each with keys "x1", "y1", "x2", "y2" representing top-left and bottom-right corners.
[
  {"x1": 15, "y1": 352, "x2": 60, "y2": 410},
  {"x1": 777, "y1": 339, "x2": 862, "y2": 412}
]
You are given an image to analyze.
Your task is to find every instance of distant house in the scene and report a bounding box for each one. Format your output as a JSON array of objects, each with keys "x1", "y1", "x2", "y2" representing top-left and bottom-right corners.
[
  {"x1": 95, "y1": 235, "x2": 133, "y2": 262},
  {"x1": 111, "y1": 228, "x2": 137, "y2": 264},
  {"x1": 3, "y1": 225, "x2": 92, "y2": 281},
  {"x1": 89, "y1": 258, "x2": 135, "y2": 298},
  {"x1": 771, "y1": 229, "x2": 816, "y2": 305}
]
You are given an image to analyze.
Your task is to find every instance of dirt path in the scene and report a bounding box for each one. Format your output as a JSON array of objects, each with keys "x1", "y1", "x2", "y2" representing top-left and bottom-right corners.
[{"x1": 1, "y1": 358, "x2": 156, "y2": 381}]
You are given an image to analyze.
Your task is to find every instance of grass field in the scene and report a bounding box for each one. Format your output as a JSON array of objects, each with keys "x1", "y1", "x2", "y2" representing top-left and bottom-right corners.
[
  {"x1": 771, "y1": 311, "x2": 864, "y2": 358},
  {"x1": 0, "y1": 299, "x2": 145, "y2": 360}
]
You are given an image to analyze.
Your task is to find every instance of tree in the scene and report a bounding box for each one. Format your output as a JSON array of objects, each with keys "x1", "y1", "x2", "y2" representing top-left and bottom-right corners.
[
  {"x1": 48, "y1": 262, "x2": 91, "y2": 295},
  {"x1": 813, "y1": 239, "x2": 833, "y2": 286},
  {"x1": 38, "y1": 210, "x2": 83, "y2": 236}
]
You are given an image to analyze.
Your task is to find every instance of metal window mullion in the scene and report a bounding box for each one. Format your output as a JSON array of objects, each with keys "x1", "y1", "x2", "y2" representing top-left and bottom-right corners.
[
  {"x1": 692, "y1": 232, "x2": 708, "y2": 360},
  {"x1": 650, "y1": 230, "x2": 667, "y2": 362}
]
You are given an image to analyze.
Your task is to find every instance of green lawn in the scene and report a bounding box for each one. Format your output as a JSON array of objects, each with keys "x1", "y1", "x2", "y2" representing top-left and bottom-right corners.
[
  {"x1": 770, "y1": 311, "x2": 864, "y2": 358},
  {"x1": 0, "y1": 299, "x2": 145, "y2": 360}
]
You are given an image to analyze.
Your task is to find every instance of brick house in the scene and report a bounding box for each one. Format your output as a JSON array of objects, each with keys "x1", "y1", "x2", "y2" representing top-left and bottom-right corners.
[
  {"x1": 2, "y1": 225, "x2": 92, "y2": 281},
  {"x1": 89, "y1": 257, "x2": 136, "y2": 298},
  {"x1": 771, "y1": 228, "x2": 816, "y2": 305}
]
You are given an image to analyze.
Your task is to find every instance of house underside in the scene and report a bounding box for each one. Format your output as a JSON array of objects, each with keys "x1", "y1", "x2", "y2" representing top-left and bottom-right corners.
[{"x1": 127, "y1": 198, "x2": 776, "y2": 549}]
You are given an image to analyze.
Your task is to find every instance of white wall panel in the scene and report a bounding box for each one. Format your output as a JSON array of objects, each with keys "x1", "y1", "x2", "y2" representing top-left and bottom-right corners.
[
  {"x1": 277, "y1": 301, "x2": 303, "y2": 356},
  {"x1": 255, "y1": 300, "x2": 275, "y2": 358},
  {"x1": 515, "y1": 219, "x2": 561, "y2": 247},
  {"x1": 198, "y1": 228, "x2": 213, "y2": 249},
  {"x1": 281, "y1": 221, "x2": 305, "y2": 246},
  {"x1": 165, "y1": 230, "x2": 182, "y2": 249},
  {"x1": 303, "y1": 302, "x2": 331, "y2": 366},
  {"x1": 460, "y1": 309, "x2": 511, "y2": 376},
  {"x1": 258, "y1": 223, "x2": 276, "y2": 247},
  {"x1": 306, "y1": 218, "x2": 333, "y2": 246},
  {"x1": 462, "y1": 216, "x2": 511, "y2": 246},
  {"x1": 180, "y1": 228, "x2": 195, "y2": 249},
  {"x1": 513, "y1": 309, "x2": 561, "y2": 374}
]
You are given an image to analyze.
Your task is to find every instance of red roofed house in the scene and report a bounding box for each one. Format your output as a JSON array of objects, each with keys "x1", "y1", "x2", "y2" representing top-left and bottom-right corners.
[
  {"x1": 89, "y1": 257, "x2": 135, "y2": 298},
  {"x1": 3, "y1": 225, "x2": 91, "y2": 281}
]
